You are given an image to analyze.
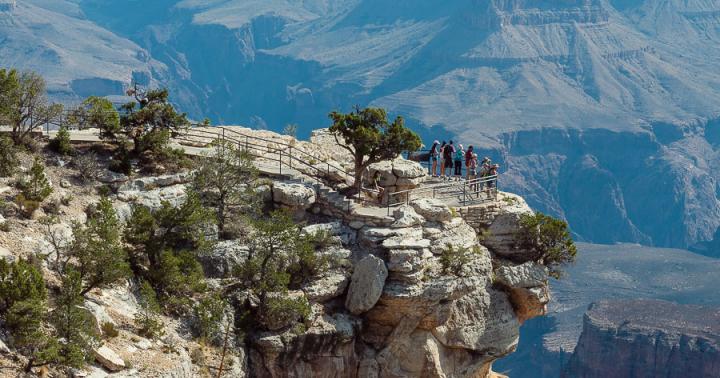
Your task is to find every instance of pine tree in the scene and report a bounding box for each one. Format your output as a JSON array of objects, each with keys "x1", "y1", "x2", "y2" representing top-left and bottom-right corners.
[
  {"x1": 20, "y1": 156, "x2": 53, "y2": 202},
  {"x1": 51, "y1": 269, "x2": 98, "y2": 368},
  {"x1": 49, "y1": 125, "x2": 74, "y2": 155},
  {"x1": 0, "y1": 135, "x2": 19, "y2": 177},
  {"x1": 192, "y1": 139, "x2": 259, "y2": 236},
  {"x1": 134, "y1": 280, "x2": 164, "y2": 339},
  {"x1": 70, "y1": 197, "x2": 130, "y2": 295}
]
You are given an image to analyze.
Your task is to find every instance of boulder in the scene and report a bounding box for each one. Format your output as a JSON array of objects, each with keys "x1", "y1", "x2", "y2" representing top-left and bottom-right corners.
[
  {"x1": 391, "y1": 159, "x2": 426, "y2": 180},
  {"x1": 94, "y1": 345, "x2": 125, "y2": 372},
  {"x1": 411, "y1": 198, "x2": 453, "y2": 222},
  {"x1": 118, "y1": 172, "x2": 191, "y2": 193},
  {"x1": 98, "y1": 170, "x2": 129, "y2": 185},
  {"x1": 303, "y1": 271, "x2": 349, "y2": 302},
  {"x1": 198, "y1": 241, "x2": 249, "y2": 278},
  {"x1": 391, "y1": 205, "x2": 425, "y2": 228},
  {"x1": 494, "y1": 262, "x2": 548, "y2": 289},
  {"x1": 60, "y1": 179, "x2": 72, "y2": 188},
  {"x1": 272, "y1": 182, "x2": 316, "y2": 209},
  {"x1": 0, "y1": 338, "x2": 10, "y2": 354},
  {"x1": 483, "y1": 212, "x2": 525, "y2": 258},
  {"x1": 345, "y1": 255, "x2": 388, "y2": 315}
]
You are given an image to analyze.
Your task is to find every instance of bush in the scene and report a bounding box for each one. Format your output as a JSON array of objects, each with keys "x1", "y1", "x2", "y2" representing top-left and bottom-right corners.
[
  {"x1": 51, "y1": 269, "x2": 99, "y2": 368},
  {"x1": 135, "y1": 281, "x2": 164, "y2": 339},
  {"x1": 0, "y1": 258, "x2": 47, "y2": 314},
  {"x1": 73, "y1": 152, "x2": 101, "y2": 183},
  {"x1": 17, "y1": 156, "x2": 52, "y2": 202},
  {"x1": 0, "y1": 135, "x2": 20, "y2": 177},
  {"x1": 440, "y1": 245, "x2": 481, "y2": 276},
  {"x1": 259, "y1": 295, "x2": 310, "y2": 331},
  {"x1": 14, "y1": 194, "x2": 40, "y2": 218},
  {"x1": 109, "y1": 141, "x2": 132, "y2": 175},
  {"x1": 516, "y1": 212, "x2": 577, "y2": 279},
  {"x1": 101, "y1": 322, "x2": 119, "y2": 339},
  {"x1": 191, "y1": 293, "x2": 227, "y2": 343},
  {"x1": 49, "y1": 126, "x2": 74, "y2": 156}
]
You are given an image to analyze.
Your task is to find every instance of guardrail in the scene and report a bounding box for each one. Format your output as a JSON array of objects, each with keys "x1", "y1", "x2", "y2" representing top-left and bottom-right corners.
[{"x1": 385, "y1": 175, "x2": 498, "y2": 215}]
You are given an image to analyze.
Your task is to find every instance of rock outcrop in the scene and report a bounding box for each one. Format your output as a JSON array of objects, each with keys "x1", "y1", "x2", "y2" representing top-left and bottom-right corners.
[
  {"x1": 563, "y1": 299, "x2": 720, "y2": 378},
  {"x1": 246, "y1": 190, "x2": 550, "y2": 377}
]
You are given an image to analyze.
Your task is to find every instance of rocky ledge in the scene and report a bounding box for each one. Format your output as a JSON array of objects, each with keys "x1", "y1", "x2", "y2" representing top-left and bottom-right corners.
[{"x1": 563, "y1": 299, "x2": 720, "y2": 378}]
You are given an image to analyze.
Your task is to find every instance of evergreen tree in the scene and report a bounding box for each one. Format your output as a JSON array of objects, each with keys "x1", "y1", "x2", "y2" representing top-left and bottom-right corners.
[
  {"x1": 234, "y1": 211, "x2": 325, "y2": 330},
  {"x1": 0, "y1": 69, "x2": 63, "y2": 144},
  {"x1": 134, "y1": 280, "x2": 164, "y2": 339},
  {"x1": 69, "y1": 197, "x2": 130, "y2": 295},
  {"x1": 51, "y1": 269, "x2": 98, "y2": 368},
  {"x1": 517, "y1": 212, "x2": 577, "y2": 279},
  {"x1": 192, "y1": 139, "x2": 259, "y2": 235},
  {"x1": 329, "y1": 106, "x2": 421, "y2": 194},
  {"x1": 19, "y1": 156, "x2": 53, "y2": 202},
  {"x1": 0, "y1": 135, "x2": 20, "y2": 177},
  {"x1": 49, "y1": 125, "x2": 74, "y2": 155},
  {"x1": 69, "y1": 96, "x2": 120, "y2": 140},
  {"x1": 120, "y1": 87, "x2": 189, "y2": 155}
]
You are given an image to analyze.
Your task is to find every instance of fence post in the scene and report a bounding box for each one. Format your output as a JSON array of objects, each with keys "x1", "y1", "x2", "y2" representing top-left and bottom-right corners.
[{"x1": 463, "y1": 182, "x2": 467, "y2": 206}]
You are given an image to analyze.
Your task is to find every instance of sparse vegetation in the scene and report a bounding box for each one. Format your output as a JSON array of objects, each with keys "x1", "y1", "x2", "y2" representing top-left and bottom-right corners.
[
  {"x1": 69, "y1": 96, "x2": 120, "y2": 140},
  {"x1": 516, "y1": 212, "x2": 577, "y2": 279},
  {"x1": 73, "y1": 152, "x2": 102, "y2": 183},
  {"x1": 192, "y1": 139, "x2": 260, "y2": 237},
  {"x1": 440, "y1": 244, "x2": 481, "y2": 276},
  {"x1": 124, "y1": 192, "x2": 214, "y2": 308},
  {"x1": 51, "y1": 269, "x2": 99, "y2": 367},
  {"x1": 233, "y1": 211, "x2": 325, "y2": 331},
  {"x1": 134, "y1": 280, "x2": 164, "y2": 339},
  {"x1": 101, "y1": 322, "x2": 119, "y2": 339},
  {"x1": 191, "y1": 293, "x2": 227, "y2": 344}
]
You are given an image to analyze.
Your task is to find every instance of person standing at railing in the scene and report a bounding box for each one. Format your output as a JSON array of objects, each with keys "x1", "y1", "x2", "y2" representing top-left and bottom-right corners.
[
  {"x1": 439, "y1": 141, "x2": 447, "y2": 177},
  {"x1": 454, "y1": 144, "x2": 465, "y2": 180},
  {"x1": 487, "y1": 163, "x2": 499, "y2": 192},
  {"x1": 430, "y1": 140, "x2": 440, "y2": 177},
  {"x1": 465, "y1": 146, "x2": 474, "y2": 180},
  {"x1": 468, "y1": 153, "x2": 479, "y2": 194},
  {"x1": 443, "y1": 140, "x2": 455, "y2": 180}
]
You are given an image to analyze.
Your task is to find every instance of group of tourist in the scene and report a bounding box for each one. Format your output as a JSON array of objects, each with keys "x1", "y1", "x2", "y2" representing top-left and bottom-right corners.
[{"x1": 428, "y1": 140, "x2": 499, "y2": 184}]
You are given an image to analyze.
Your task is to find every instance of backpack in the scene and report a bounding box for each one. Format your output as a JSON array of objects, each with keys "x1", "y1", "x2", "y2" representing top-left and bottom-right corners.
[{"x1": 455, "y1": 150, "x2": 463, "y2": 161}]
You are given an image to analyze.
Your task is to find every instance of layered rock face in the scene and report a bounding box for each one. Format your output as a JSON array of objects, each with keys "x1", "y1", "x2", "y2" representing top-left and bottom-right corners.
[
  {"x1": 563, "y1": 299, "x2": 720, "y2": 378},
  {"x1": 248, "y1": 194, "x2": 550, "y2": 377}
]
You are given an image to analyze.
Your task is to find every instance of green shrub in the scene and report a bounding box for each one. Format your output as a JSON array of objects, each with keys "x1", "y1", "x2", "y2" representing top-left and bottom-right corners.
[
  {"x1": 48, "y1": 126, "x2": 74, "y2": 155},
  {"x1": 259, "y1": 295, "x2": 310, "y2": 331},
  {"x1": 516, "y1": 212, "x2": 577, "y2": 279},
  {"x1": 51, "y1": 269, "x2": 99, "y2": 368},
  {"x1": 109, "y1": 141, "x2": 132, "y2": 175},
  {"x1": 191, "y1": 293, "x2": 227, "y2": 343},
  {"x1": 17, "y1": 156, "x2": 52, "y2": 202},
  {"x1": 0, "y1": 135, "x2": 20, "y2": 177},
  {"x1": 0, "y1": 258, "x2": 47, "y2": 314},
  {"x1": 134, "y1": 281, "x2": 164, "y2": 339},
  {"x1": 440, "y1": 245, "x2": 481, "y2": 276},
  {"x1": 14, "y1": 194, "x2": 40, "y2": 218},
  {"x1": 101, "y1": 322, "x2": 119, "y2": 339}
]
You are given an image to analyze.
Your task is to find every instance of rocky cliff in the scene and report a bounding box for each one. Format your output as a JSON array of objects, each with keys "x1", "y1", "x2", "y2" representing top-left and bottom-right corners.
[
  {"x1": 563, "y1": 299, "x2": 720, "y2": 378},
  {"x1": 244, "y1": 190, "x2": 550, "y2": 377}
]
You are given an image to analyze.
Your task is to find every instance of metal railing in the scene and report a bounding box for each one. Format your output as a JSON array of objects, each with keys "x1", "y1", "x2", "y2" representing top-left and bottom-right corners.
[{"x1": 385, "y1": 175, "x2": 498, "y2": 215}]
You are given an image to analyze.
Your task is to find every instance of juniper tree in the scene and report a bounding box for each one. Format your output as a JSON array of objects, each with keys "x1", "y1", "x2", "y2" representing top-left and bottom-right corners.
[
  {"x1": 329, "y1": 106, "x2": 421, "y2": 194},
  {"x1": 120, "y1": 87, "x2": 189, "y2": 155},
  {"x1": 516, "y1": 212, "x2": 577, "y2": 279},
  {"x1": 49, "y1": 125, "x2": 74, "y2": 155},
  {"x1": 192, "y1": 139, "x2": 260, "y2": 236}
]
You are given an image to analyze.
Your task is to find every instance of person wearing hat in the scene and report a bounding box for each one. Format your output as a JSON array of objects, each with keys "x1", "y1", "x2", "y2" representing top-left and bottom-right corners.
[
  {"x1": 429, "y1": 140, "x2": 440, "y2": 177},
  {"x1": 454, "y1": 144, "x2": 465, "y2": 180}
]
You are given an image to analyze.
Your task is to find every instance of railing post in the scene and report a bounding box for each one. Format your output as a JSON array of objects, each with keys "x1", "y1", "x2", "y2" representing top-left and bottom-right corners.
[{"x1": 463, "y1": 182, "x2": 467, "y2": 206}]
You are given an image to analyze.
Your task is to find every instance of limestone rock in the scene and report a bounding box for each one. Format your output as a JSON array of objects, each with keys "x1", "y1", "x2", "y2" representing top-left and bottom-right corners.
[
  {"x1": 0, "y1": 246, "x2": 12, "y2": 262},
  {"x1": 60, "y1": 179, "x2": 72, "y2": 188},
  {"x1": 0, "y1": 338, "x2": 9, "y2": 354},
  {"x1": 507, "y1": 286, "x2": 550, "y2": 323},
  {"x1": 495, "y1": 262, "x2": 548, "y2": 289},
  {"x1": 345, "y1": 255, "x2": 388, "y2": 315},
  {"x1": 303, "y1": 271, "x2": 349, "y2": 302},
  {"x1": 272, "y1": 182, "x2": 316, "y2": 209},
  {"x1": 483, "y1": 212, "x2": 525, "y2": 257},
  {"x1": 94, "y1": 345, "x2": 125, "y2": 372},
  {"x1": 98, "y1": 170, "x2": 129, "y2": 184},
  {"x1": 391, "y1": 205, "x2": 425, "y2": 228},
  {"x1": 411, "y1": 198, "x2": 453, "y2": 222},
  {"x1": 391, "y1": 158, "x2": 425, "y2": 179},
  {"x1": 199, "y1": 240, "x2": 249, "y2": 278},
  {"x1": 118, "y1": 172, "x2": 191, "y2": 192}
]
